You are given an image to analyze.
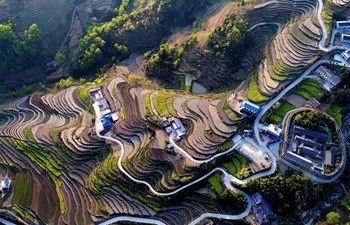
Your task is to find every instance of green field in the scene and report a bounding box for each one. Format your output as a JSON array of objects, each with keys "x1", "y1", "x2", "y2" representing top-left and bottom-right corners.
[
  {"x1": 222, "y1": 153, "x2": 250, "y2": 179},
  {"x1": 293, "y1": 79, "x2": 321, "y2": 100},
  {"x1": 247, "y1": 72, "x2": 270, "y2": 103},
  {"x1": 208, "y1": 172, "x2": 223, "y2": 194},
  {"x1": 153, "y1": 93, "x2": 177, "y2": 117},
  {"x1": 12, "y1": 172, "x2": 31, "y2": 208},
  {"x1": 267, "y1": 101, "x2": 295, "y2": 123},
  {"x1": 145, "y1": 92, "x2": 154, "y2": 116},
  {"x1": 327, "y1": 104, "x2": 343, "y2": 126},
  {"x1": 8, "y1": 138, "x2": 69, "y2": 214},
  {"x1": 218, "y1": 139, "x2": 233, "y2": 151}
]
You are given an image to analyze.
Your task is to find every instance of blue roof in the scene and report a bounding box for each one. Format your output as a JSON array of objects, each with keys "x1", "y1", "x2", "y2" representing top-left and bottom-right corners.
[
  {"x1": 243, "y1": 101, "x2": 260, "y2": 114},
  {"x1": 101, "y1": 117, "x2": 111, "y2": 125}
]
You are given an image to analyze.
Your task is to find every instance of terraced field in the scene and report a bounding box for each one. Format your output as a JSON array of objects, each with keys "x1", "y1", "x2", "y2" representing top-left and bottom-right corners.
[
  {"x1": 0, "y1": 75, "x2": 249, "y2": 224},
  {"x1": 18, "y1": 0, "x2": 74, "y2": 50},
  {"x1": 245, "y1": 0, "x2": 321, "y2": 102}
]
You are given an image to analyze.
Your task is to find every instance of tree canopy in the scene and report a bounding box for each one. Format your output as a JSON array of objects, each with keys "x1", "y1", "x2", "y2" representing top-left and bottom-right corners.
[
  {"x1": 0, "y1": 23, "x2": 43, "y2": 78},
  {"x1": 70, "y1": 0, "x2": 205, "y2": 76},
  {"x1": 245, "y1": 173, "x2": 324, "y2": 216},
  {"x1": 145, "y1": 43, "x2": 183, "y2": 79},
  {"x1": 208, "y1": 16, "x2": 250, "y2": 63}
]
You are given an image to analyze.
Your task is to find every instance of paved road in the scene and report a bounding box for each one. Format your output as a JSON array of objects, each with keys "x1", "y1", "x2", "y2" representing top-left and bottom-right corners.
[
  {"x1": 98, "y1": 216, "x2": 166, "y2": 225},
  {"x1": 253, "y1": 0, "x2": 277, "y2": 9},
  {"x1": 0, "y1": 217, "x2": 16, "y2": 225},
  {"x1": 253, "y1": 60, "x2": 332, "y2": 146},
  {"x1": 247, "y1": 22, "x2": 282, "y2": 32},
  {"x1": 95, "y1": 0, "x2": 350, "y2": 223},
  {"x1": 316, "y1": 0, "x2": 346, "y2": 51}
]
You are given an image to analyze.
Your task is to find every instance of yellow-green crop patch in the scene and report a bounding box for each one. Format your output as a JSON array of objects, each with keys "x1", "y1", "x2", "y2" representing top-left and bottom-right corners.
[{"x1": 247, "y1": 72, "x2": 270, "y2": 103}]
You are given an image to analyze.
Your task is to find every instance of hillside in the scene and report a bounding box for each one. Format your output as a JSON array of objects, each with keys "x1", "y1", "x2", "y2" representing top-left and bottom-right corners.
[{"x1": 0, "y1": 0, "x2": 350, "y2": 224}]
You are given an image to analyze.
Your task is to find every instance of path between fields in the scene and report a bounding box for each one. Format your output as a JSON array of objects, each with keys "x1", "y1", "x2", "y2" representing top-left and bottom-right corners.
[
  {"x1": 96, "y1": 117, "x2": 276, "y2": 224},
  {"x1": 247, "y1": 22, "x2": 282, "y2": 32},
  {"x1": 96, "y1": 0, "x2": 349, "y2": 224}
]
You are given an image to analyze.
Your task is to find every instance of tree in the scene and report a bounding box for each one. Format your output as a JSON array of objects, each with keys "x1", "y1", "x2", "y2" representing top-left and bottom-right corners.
[
  {"x1": 326, "y1": 212, "x2": 340, "y2": 225},
  {"x1": 55, "y1": 53, "x2": 67, "y2": 65},
  {"x1": 24, "y1": 24, "x2": 42, "y2": 45}
]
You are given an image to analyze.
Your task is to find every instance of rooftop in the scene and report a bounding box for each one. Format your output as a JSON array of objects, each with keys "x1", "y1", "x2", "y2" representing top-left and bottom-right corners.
[
  {"x1": 293, "y1": 126, "x2": 328, "y2": 142},
  {"x1": 285, "y1": 151, "x2": 314, "y2": 168},
  {"x1": 240, "y1": 100, "x2": 261, "y2": 116}
]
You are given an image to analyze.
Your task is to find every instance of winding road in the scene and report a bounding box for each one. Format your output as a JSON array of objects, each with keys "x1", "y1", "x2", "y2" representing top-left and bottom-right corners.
[{"x1": 95, "y1": 0, "x2": 348, "y2": 224}]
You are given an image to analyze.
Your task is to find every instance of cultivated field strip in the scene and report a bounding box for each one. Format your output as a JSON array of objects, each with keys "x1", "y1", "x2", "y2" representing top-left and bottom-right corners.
[
  {"x1": 246, "y1": 0, "x2": 321, "y2": 100},
  {"x1": 19, "y1": 0, "x2": 74, "y2": 49}
]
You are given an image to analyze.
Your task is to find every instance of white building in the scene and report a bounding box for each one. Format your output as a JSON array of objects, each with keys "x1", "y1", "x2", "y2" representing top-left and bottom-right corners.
[
  {"x1": 0, "y1": 178, "x2": 11, "y2": 193},
  {"x1": 341, "y1": 49, "x2": 350, "y2": 61},
  {"x1": 261, "y1": 124, "x2": 282, "y2": 139},
  {"x1": 336, "y1": 20, "x2": 350, "y2": 30},
  {"x1": 315, "y1": 66, "x2": 341, "y2": 91}
]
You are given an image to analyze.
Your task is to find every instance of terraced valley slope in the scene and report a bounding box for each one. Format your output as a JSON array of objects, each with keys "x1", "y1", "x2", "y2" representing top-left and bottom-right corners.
[
  {"x1": 0, "y1": 74, "x2": 252, "y2": 224},
  {"x1": 1, "y1": 0, "x2": 349, "y2": 224}
]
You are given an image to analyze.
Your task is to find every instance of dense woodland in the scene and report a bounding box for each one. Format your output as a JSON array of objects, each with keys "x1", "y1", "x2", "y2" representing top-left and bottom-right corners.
[
  {"x1": 70, "y1": 0, "x2": 206, "y2": 76},
  {"x1": 145, "y1": 43, "x2": 183, "y2": 80},
  {"x1": 244, "y1": 173, "x2": 324, "y2": 216},
  {"x1": 0, "y1": 23, "x2": 43, "y2": 78},
  {"x1": 208, "y1": 15, "x2": 250, "y2": 63}
]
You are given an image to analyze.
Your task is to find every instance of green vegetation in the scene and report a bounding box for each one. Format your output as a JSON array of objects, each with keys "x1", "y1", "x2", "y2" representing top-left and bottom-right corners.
[
  {"x1": 327, "y1": 104, "x2": 343, "y2": 126},
  {"x1": 193, "y1": 18, "x2": 207, "y2": 33},
  {"x1": 146, "y1": 43, "x2": 183, "y2": 79},
  {"x1": 218, "y1": 139, "x2": 233, "y2": 151},
  {"x1": 76, "y1": 82, "x2": 95, "y2": 110},
  {"x1": 153, "y1": 93, "x2": 177, "y2": 117},
  {"x1": 247, "y1": 71, "x2": 269, "y2": 102},
  {"x1": 185, "y1": 85, "x2": 191, "y2": 94},
  {"x1": 218, "y1": 189, "x2": 247, "y2": 212},
  {"x1": 222, "y1": 153, "x2": 250, "y2": 179},
  {"x1": 321, "y1": 8, "x2": 333, "y2": 45},
  {"x1": 7, "y1": 138, "x2": 69, "y2": 214},
  {"x1": 90, "y1": 152, "x2": 163, "y2": 212},
  {"x1": 245, "y1": 174, "x2": 324, "y2": 216},
  {"x1": 293, "y1": 79, "x2": 321, "y2": 100},
  {"x1": 12, "y1": 204, "x2": 35, "y2": 222},
  {"x1": 295, "y1": 110, "x2": 323, "y2": 130},
  {"x1": 340, "y1": 193, "x2": 350, "y2": 211},
  {"x1": 268, "y1": 60, "x2": 303, "y2": 81},
  {"x1": 145, "y1": 92, "x2": 154, "y2": 116},
  {"x1": 24, "y1": 126, "x2": 35, "y2": 142},
  {"x1": 55, "y1": 53, "x2": 67, "y2": 65},
  {"x1": 12, "y1": 172, "x2": 31, "y2": 208},
  {"x1": 127, "y1": 74, "x2": 159, "y2": 89},
  {"x1": 267, "y1": 101, "x2": 295, "y2": 123},
  {"x1": 0, "y1": 23, "x2": 43, "y2": 79},
  {"x1": 326, "y1": 212, "x2": 340, "y2": 225},
  {"x1": 208, "y1": 172, "x2": 223, "y2": 194},
  {"x1": 208, "y1": 15, "x2": 250, "y2": 63},
  {"x1": 71, "y1": 0, "x2": 206, "y2": 76}
]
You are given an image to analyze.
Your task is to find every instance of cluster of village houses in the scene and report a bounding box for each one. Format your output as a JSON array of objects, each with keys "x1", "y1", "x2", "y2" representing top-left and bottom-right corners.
[
  {"x1": 87, "y1": 51, "x2": 344, "y2": 223},
  {"x1": 89, "y1": 88, "x2": 119, "y2": 135}
]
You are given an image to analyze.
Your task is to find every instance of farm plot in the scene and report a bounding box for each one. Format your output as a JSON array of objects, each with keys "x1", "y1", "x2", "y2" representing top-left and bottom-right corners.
[
  {"x1": 293, "y1": 79, "x2": 321, "y2": 100},
  {"x1": 222, "y1": 153, "x2": 251, "y2": 179},
  {"x1": 18, "y1": 0, "x2": 74, "y2": 50},
  {"x1": 266, "y1": 101, "x2": 296, "y2": 123},
  {"x1": 327, "y1": 104, "x2": 343, "y2": 126}
]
